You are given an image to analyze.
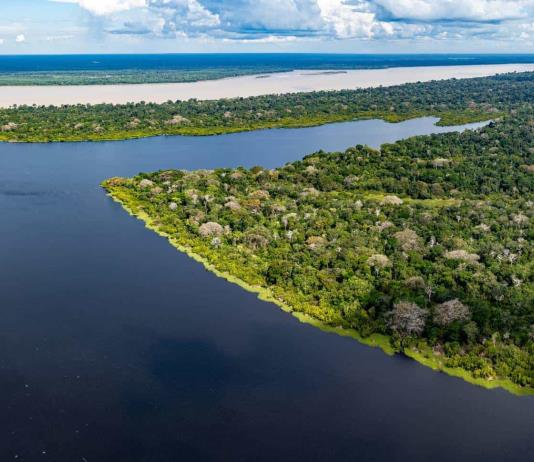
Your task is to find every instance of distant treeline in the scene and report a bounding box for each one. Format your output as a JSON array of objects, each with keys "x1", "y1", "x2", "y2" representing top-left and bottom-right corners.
[{"x1": 0, "y1": 68, "x2": 281, "y2": 86}]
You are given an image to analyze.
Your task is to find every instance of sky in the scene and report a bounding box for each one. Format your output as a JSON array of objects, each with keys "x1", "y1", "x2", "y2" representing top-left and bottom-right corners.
[{"x1": 1, "y1": 0, "x2": 534, "y2": 53}]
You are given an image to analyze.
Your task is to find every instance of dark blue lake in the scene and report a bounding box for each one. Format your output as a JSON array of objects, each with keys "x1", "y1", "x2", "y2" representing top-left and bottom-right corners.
[{"x1": 0, "y1": 118, "x2": 532, "y2": 462}]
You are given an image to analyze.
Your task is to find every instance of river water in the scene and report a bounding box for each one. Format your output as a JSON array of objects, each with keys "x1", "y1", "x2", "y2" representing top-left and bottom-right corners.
[{"x1": 0, "y1": 118, "x2": 532, "y2": 461}]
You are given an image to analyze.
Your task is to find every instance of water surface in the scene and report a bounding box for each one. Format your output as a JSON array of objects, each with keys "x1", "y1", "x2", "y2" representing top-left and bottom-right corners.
[{"x1": 0, "y1": 118, "x2": 532, "y2": 462}]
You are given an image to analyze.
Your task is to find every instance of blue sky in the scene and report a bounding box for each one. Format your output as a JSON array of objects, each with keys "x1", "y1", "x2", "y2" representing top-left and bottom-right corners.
[{"x1": 1, "y1": 0, "x2": 534, "y2": 53}]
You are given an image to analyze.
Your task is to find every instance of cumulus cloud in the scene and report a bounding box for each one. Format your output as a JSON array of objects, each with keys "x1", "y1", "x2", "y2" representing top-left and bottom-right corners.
[
  {"x1": 45, "y1": 34, "x2": 76, "y2": 41},
  {"x1": 373, "y1": 0, "x2": 531, "y2": 22},
  {"x1": 15, "y1": 34, "x2": 26, "y2": 43},
  {"x1": 150, "y1": 0, "x2": 220, "y2": 35},
  {"x1": 206, "y1": 0, "x2": 323, "y2": 36},
  {"x1": 50, "y1": 0, "x2": 534, "y2": 42},
  {"x1": 52, "y1": 0, "x2": 147, "y2": 16},
  {"x1": 318, "y1": 0, "x2": 392, "y2": 38}
]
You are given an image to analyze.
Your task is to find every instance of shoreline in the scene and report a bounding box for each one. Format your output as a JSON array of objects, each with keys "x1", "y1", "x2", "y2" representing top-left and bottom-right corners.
[
  {"x1": 0, "y1": 113, "x2": 493, "y2": 144},
  {"x1": 2, "y1": 63, "x2": 534, "y2": 107},
  {"x1": 104, "y1": 184, "x2": 533, "y2": 397}
]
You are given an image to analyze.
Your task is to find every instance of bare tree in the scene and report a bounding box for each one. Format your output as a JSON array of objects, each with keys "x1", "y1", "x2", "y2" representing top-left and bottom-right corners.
[
  {"x1": 367, "y1": 254, "x2": 392, "y2": 276},
  {"x1": 390, "y1": 301, "x2": 427, "y2": 337},
  {"x1": 199, "y1": 222, "x2": 224, "y2": 238},
  {"x1": 394, "y1": 229, "x2": 422, "y2": 252},
  {"x1": 434, "y1": 299, "x2": 471, "y2": 326}
]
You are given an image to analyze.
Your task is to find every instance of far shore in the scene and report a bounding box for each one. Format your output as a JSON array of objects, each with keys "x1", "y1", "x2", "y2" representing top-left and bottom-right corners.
[{"x1": 1, "y1": 63, "x2": 534, "y2": 107}]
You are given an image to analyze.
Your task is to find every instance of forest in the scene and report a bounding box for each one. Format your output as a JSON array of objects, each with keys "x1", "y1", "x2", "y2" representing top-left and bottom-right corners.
[
  {"x1": 0, "y1": 68, "x2": 277, "y2": 86},
  {"x1": 6, "y1": 71, "x2": 534, "y2": 142},
  {"x1": 102, "y1": 106, "x2": 534, "y2": 393}
]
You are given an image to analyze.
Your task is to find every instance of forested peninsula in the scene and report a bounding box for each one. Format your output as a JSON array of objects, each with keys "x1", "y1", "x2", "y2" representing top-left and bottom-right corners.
[
  {"x1": 103, "y1": 102, "x2": 534, "y2": 394},
  {"x1": 6, "y1": 71, "x2": 534, "y2": 143}
]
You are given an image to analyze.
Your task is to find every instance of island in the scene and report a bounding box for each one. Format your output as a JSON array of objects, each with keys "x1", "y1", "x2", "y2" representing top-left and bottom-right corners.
[{"x1": 102, "y1": 105, "x2": 533, "y2": 395}]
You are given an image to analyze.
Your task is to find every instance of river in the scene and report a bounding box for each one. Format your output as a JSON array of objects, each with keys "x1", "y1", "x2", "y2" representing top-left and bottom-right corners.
[
  {"x1": 0, "y1": 118, "x2": 532, "y2": 461},
  {"x1": 2, "y1": 64, "x2": 534, "y2": 107}
]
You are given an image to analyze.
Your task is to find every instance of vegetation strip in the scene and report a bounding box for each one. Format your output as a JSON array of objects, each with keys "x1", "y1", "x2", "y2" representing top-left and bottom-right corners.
[{"x1": 0, "y1": 68, "x2": 287, "y2": 86}]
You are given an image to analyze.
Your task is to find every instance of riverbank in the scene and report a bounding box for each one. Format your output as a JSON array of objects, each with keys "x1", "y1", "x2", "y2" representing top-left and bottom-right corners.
[
  {"x1": 103, "y1": 182, "x2": 533, "y2": 397},
  {"x1": 2, "y1": 63, "x2": 534, "y2": 107},
  {"x1": 0, "y1": 110, "x2": 493, "y2": 144}
]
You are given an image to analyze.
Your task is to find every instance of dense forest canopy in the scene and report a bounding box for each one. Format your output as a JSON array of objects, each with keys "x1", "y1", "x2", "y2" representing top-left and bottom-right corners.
[
  {"x1": 0, "y1": 68, "x2": 276, "y2": 86},
  {"x1": 103, "y1": 105, "x2": 534, "y2": 393},
  {"x1": 4, "y1": 71, "x2": 534, "y2": 142}
]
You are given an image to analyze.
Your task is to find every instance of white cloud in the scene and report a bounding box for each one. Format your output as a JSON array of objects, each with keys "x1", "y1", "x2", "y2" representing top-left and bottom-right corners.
[
  {"x1": 212, "y1": 0, "x2": 323, "y2": 35},
  {"x1": 45, "y1": 35, "x2": 76, "y2": 41},
  {"x1": 318, "y1": 0, "x2": 391, "y2": 38},
  {"x1": 47, "y1": 0, "x2": 534, "y2": 43},
  {"x1": 150, "y1": 0, "x2": 220, "y2": 34},
  {"x1": 15, "y1": 34, "x2": 25, "y2": 43},
  {"x1": 223, "y1": 35, "x2": 300, "y2": 44},
  {"x1": 374, "y1": 0, "x2": 532, "y2": 22},
  {"x1": 52, "y1": 0, "x2": 147, "y2": 16}
]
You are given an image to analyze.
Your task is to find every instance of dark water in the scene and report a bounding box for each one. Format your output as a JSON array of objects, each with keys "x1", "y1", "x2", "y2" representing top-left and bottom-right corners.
[
  {"x1": 2, "y1": 53, "x2": 534, "y2": 73},
  {"x1": 0, "y1": 118, "x2": 532, "y2": 462}
]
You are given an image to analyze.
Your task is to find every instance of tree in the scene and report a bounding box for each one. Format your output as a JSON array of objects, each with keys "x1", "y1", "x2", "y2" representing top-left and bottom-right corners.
[
  {"x1": 367, "y1": 254, "x2": 392, "y2": 276},
  {"x1": 390, "y1": 301, "x2": 427, "y2": 337},
  {"x1": 199, "y1": 222, "x2": 223, "y2": 237},
  {"x1": 434, "y1": 299, "x2": 471, "y2": 326}
]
